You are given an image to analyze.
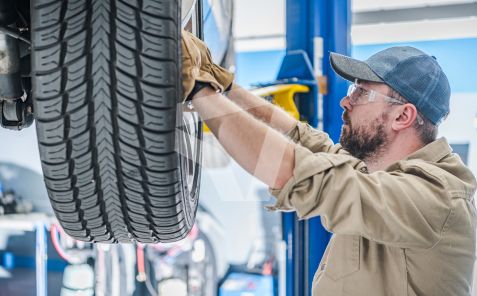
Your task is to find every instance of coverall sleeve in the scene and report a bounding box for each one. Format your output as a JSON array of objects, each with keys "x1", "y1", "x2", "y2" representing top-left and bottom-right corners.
[
  {"x1": 286, "y1": 121, "x2": 348, "y2": 155},
  {"x1": 268, "y1": 145, "x2": 452, "y2": 249}
]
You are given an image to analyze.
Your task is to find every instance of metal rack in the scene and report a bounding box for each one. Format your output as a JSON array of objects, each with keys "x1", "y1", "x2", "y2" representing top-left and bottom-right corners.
[{"x1": 0, "y1": 214, "x2": 52, "y2": 296}]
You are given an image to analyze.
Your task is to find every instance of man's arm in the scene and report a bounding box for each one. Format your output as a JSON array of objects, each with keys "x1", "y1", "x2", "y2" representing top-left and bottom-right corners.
[
  {"x1": 225, "y1": 84, "x2": 297, "y2": 134},
  {"x1": 268, "y1": 145, "x2": 451, "y2": 249},
  {"x1": 226, "y1": 84, "x2": 342, "y2": 155},
  {"x1": 192, "y1": 86, "x2": 295, "y2": 189}
]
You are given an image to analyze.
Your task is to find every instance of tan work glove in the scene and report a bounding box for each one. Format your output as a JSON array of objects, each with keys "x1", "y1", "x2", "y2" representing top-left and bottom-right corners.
[{"x1": 181, "y1": 30, "x2": 234, "y2": 100}]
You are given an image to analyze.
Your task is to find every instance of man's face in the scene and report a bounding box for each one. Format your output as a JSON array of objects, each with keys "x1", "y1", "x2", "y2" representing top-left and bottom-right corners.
[{"x1": 339, "y1": 81, "x2": 393, "y2": 160}]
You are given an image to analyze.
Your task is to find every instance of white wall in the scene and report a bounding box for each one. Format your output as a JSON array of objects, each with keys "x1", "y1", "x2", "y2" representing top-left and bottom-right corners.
[
  {"x1": 233, "y1": 0, "x2": 285, "y2": 51},
  {"x1": 439, "y1": 93, "x2": 477, "y2": 176},
  {"x1": 233, "y1": 0, "x2": 477, "y2": 49},
  {"x1": 0, "y1": 124, "x2": 42, "y2": 174}
]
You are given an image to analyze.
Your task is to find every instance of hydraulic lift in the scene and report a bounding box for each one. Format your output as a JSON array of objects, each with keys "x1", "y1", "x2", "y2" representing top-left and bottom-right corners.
[
  {"x1": 276, "y1": 1, "x2": 351, "y2": 295},
  {"x1": 238, "y1": 3, "x2": 351, "y2": 294}
]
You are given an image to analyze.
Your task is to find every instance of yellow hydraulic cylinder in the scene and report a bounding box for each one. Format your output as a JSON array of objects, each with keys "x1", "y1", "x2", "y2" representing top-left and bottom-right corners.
[{"x1": 250, "y1": 84, "x2": 309, "y2": 120}]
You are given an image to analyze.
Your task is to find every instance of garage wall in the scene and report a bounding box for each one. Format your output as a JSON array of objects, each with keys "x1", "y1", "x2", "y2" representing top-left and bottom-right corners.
[{"x1": 233, "y1": 0, "x2": 285, "y2": 52}]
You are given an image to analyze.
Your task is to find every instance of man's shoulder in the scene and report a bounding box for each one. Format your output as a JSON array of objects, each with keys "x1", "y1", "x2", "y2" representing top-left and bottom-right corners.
[{"x1": 395, "y1": 144, "x2": 476, "y2": 200}]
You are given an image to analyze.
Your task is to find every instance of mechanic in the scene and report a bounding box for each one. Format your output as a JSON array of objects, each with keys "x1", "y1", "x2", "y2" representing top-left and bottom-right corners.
[{"x1": 181, "y1": 31, "x2": 477, "y2": 295}]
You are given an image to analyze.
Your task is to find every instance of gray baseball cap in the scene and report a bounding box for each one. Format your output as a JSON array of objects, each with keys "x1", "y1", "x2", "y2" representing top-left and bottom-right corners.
[{"x1": 330, "y1": 46, "x2": 450, "y2": 125}]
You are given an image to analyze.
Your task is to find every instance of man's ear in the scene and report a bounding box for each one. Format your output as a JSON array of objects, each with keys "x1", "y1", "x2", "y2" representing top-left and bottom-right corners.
[{"x1": 391, "y1": 104, "x2": 418, "y2": 131}]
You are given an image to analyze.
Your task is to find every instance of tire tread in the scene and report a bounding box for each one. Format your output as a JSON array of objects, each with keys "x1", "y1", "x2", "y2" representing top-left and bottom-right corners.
[{"x1": 32, "y1": 0, "x2": 197, "y2": 243}]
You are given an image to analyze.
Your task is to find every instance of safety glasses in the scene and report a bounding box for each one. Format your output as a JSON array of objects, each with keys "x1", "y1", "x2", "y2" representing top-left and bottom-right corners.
[
  {"x1": 346, "y1": 83, "x2": 404, "y2": 106},
  {"x1": 346, "y1": 82, "x2": 424, "y2": 125}
]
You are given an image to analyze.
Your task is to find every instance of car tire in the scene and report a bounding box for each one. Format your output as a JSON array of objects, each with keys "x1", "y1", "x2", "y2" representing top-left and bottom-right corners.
[{"x1": 31, "y1": 0, "x2": 202, "y2": 243}]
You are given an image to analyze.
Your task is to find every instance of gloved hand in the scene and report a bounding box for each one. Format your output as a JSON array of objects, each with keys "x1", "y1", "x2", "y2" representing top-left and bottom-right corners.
[{"x1": 181, "y1": 30, "x2": 234, "y2": 100}]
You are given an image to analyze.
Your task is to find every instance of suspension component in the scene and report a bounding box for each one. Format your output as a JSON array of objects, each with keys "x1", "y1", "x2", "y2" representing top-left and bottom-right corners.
[
  {"x1": 0, "y1": 31, "x2": 22, "y2": 100},
  {"x1": 0, "y1": 2, "x2": 33, "y2": 130},
  {"x1": 0, "y1": 94, "x2": 34, "y2": 130},
  {"x1": 0, "y1": 0, "x2": 22, "y2": 100},
  {"x1": 0, "y1": 32, "x2": 33, "y2": 130}
]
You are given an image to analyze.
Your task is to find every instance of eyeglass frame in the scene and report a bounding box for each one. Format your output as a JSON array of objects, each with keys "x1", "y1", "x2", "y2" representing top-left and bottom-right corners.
[{"x1": 346, "y1": 80, "x2": 424, "y2": 125}]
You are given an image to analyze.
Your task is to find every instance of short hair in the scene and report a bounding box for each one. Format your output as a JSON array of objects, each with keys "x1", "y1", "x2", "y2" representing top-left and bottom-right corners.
[{"x1": 388, "y1": 88, "x2": 438, "y2": 145}]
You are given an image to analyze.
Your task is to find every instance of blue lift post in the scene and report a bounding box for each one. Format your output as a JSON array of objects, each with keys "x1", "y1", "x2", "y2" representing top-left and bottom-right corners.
[{"x1": 281, "y1": 0, "x2": 351, "y2": 295}]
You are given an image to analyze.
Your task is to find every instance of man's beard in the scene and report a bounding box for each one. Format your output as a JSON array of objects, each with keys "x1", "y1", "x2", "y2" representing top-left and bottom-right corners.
[{"x1": 340, "y1": 113, "x2": 388, "y2": 160}]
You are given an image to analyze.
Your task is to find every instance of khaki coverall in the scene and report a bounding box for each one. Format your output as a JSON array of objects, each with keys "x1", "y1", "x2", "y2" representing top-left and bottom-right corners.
[{"x1": 268, "y1": 122, "x2": 477, "y2": 296}]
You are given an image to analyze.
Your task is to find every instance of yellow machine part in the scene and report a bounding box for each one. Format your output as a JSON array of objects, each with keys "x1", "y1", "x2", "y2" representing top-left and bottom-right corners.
[
  {"x1": 251, "y1": 84, "x2": 309, "y2": 120},
  {"x1": 203, "y1": 84, "x2": 309, "y2": 132}
]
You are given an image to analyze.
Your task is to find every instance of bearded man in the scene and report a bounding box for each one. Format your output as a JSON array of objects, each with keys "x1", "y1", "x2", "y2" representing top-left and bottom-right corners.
[{"x1": 181, "y1": 31, "x2": 477, "y2": 296}]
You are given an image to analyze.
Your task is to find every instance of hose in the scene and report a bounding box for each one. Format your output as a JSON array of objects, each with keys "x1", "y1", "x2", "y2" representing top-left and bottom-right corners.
[
  {"x1": 50, "y1": 223, "x2": 79, "y2": 264},
  {"x1": 136, "y1": 244, "x2": 159, "y2": 296}
]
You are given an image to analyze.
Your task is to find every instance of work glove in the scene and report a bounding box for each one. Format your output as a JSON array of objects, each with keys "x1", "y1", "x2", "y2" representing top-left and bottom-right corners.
[{"x1": 181, "y1": 30, "x2": 234, "y2": 100}]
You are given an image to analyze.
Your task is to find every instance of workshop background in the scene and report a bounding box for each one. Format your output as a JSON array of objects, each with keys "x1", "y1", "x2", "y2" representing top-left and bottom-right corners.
[{"x1": 0, "y1": 0, "x2": 476, "y2": 295}]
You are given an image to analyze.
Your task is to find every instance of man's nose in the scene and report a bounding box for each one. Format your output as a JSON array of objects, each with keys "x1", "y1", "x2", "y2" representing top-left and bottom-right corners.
[{"x1": 340, "y1": 96, "x2": 352, "y2": 111}]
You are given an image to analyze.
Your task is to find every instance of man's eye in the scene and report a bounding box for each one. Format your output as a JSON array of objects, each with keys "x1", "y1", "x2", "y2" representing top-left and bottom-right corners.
[{"x1": 358, "y1": 87, "x2": 368, "y2": 96}]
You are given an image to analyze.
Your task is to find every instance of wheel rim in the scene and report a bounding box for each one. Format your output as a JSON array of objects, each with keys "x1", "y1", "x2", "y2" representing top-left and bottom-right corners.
[
  {"x1": 178, "y1": 0, "x2": 203, "y2": 227},
  {"x1": 178, "y1": 106, "x2": 201, "y2": 195}
]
